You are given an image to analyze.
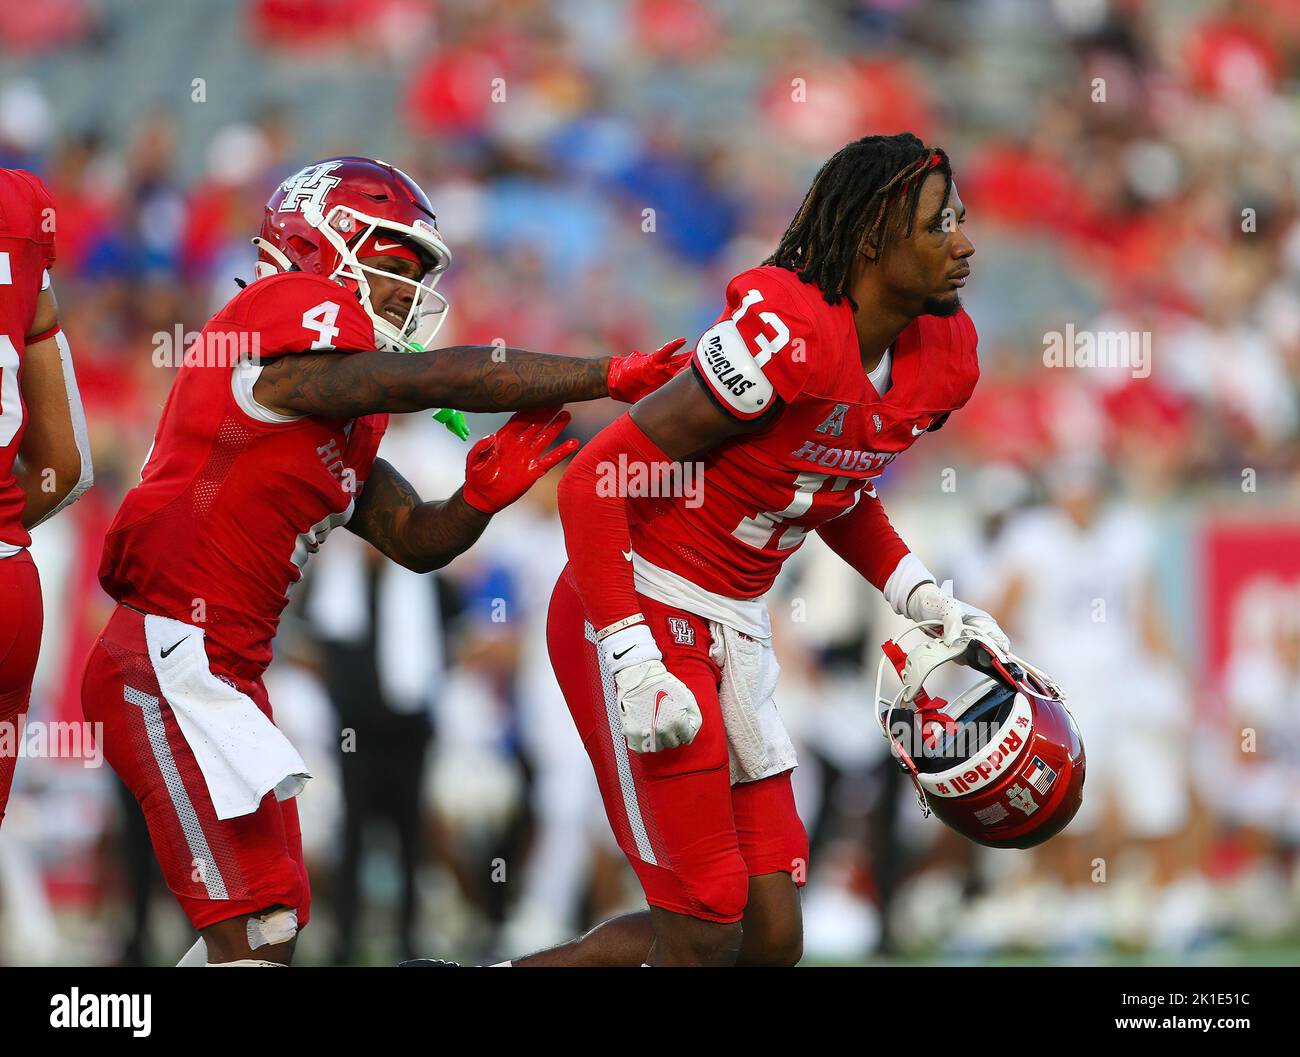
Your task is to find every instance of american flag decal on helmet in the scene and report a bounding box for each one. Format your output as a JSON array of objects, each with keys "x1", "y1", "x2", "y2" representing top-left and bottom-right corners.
[{"x1": 1025, "y1": 755, "x2": 1057, "y2": 797}]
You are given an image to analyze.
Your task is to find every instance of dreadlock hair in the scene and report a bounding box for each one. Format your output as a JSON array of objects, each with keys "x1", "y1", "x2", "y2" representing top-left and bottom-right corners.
[{"x1": 764, "y1": 132, "x2": 952, "y2": 306}]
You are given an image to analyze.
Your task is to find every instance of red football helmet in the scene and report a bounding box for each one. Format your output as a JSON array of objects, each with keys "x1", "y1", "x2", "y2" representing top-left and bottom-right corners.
[
  {"x1": 254, "y1": 156, "x2": 453, "y2": 352},
  {"x1": 874, "y1": 621, "x2": 1085, "y2": 849}
]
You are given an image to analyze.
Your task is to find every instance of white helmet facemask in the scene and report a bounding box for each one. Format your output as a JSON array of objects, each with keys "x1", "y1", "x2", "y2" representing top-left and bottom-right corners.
[{"x1": 305, "y1": 204, "x2": 452, "y2": 352}]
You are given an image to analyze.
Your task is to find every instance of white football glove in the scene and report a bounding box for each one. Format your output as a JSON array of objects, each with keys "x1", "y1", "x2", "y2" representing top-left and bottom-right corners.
[
  {"x1": 905, "y1": 581, "x2": 1011, "y2": 651},
  {"x1": 898, "y1": 636, "x2": 970, "y2": 704},
  {"x1": 599, "y1": 624, "x2": 703, "y2": 753}
]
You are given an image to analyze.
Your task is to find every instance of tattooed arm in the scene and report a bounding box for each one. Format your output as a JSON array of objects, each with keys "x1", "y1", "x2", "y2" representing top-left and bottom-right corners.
[
  {"x1": 347, "y1": 458, "x2": 491, "y2": 574},
  {"x1": 254, "y1": 337, "x2": 689, "y2": 418},
  {"x1": 254, "y1": 346, "x2": 610, "y2": 418},
  {"x1": 349, "y1": 411, "x2": 575, "y2": 572}
]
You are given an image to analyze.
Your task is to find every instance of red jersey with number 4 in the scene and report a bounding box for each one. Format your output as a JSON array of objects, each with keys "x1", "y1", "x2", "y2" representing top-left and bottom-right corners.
[
  {"x1": 0, "y1": 169, "x2": 57, "y2": 553},
  {"x1": 99, "y1": 271, "x2": 388, "y2": 679},
  {"x1": 629, "y1": 265, "x2": 979, "y2": 598}
]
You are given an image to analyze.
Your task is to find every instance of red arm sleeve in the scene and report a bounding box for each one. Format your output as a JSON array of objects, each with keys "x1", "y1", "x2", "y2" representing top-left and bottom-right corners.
[
  {"x1": 556, "y1": 412, "x2": 672, "y2": 634},
  {"x1": 815, "y1": 488, "x2": 912, "y2": 593}
]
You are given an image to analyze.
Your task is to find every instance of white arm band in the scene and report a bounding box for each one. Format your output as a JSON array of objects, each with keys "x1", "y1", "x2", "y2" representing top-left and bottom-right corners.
[
  {"x1": 882, "y1": 551, "x2": 936, "y2": 617},
  {"x1": 28, "y1": 329, "x2": 93, "y2": 528}
]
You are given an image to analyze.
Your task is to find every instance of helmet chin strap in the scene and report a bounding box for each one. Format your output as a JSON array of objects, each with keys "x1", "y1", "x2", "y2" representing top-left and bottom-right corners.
[{"x1": 875, "y1": 627, "x2": 938, "y2": 817}]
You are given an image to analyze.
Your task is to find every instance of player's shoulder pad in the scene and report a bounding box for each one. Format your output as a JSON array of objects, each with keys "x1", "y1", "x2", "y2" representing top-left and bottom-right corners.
[
  {"x1": 238, "y1": 269, "x2": 357, "y2": 306},
  {"x1": 692, "y1": 265, "x2": 819, "y2": 420},
  {"x1": 914, "y1": 307, "x2": 980, "y2": 411},
  {"x1": 223, "y1": 270, "x2": 368, "y2": 325},
  {"x1": 210, "y1": 271, "x2": 374, "y2": 360},
  {"x1": 0, "y1": 168, "x2": 56, "y2": 241}
]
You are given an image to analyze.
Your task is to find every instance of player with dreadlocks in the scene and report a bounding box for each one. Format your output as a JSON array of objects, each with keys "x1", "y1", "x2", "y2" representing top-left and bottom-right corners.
[
  {"x1": 409, "y1": 132, "x2": 1012, "y2": 967},
  {"x1": 766, "y1": 133, "x2": 957, "y2": 308}
]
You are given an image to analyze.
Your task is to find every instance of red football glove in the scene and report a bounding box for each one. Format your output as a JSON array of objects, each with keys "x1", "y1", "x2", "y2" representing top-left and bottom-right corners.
[
  {"x1": 606, "y1": 338, "x2": 690, "y2": 403},
  {"x1": 462, "y1": 409, "x2": 580, "y2": 514}
]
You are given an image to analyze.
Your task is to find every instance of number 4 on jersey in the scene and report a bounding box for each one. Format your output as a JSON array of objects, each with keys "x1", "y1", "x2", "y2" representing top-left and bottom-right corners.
[{"x1": 301, "y1": 300, "x2": 341, "y2": 350}]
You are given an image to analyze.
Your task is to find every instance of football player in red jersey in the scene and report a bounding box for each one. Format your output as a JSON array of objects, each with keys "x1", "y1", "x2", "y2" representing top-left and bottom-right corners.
[
  {"x1": 482, "y1": 132, "x2": 1015, "y2": 967},
  {"x1": 0, "y1": 169, "x2": 93, "y2": 827},
  {"x1": 79, "y1": 157, "x2": 687, "y2": 966}
]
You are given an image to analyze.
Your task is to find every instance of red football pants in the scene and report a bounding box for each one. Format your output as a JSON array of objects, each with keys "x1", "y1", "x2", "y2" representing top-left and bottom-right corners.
[
  {"x1": 0, "y1": 550, "x2": 42, "y2": 827},
  {"x1": 547, "y1": 566, "x2": 808, "y2": 923},
  {"x1": 81, "y1": 604, "x2": 310, "y2": 931}
]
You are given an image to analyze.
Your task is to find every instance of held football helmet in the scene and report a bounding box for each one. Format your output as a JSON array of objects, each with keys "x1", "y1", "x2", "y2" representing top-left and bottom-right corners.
[
  {"x1": 874, "y1": 621, "x2": 1085, "y2": 849},
  {"x1": 255, "y1": 156, "x2": 453, "y2": 352}
]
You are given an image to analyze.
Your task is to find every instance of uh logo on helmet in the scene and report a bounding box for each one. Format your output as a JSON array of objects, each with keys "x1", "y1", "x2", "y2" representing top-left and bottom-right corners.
[
  {"x1": 254, "y1": 156, "x2": 454, "y2": 353},
  {"x1": 875, "y1": 622, "x2": 1085, "y2": 849}
]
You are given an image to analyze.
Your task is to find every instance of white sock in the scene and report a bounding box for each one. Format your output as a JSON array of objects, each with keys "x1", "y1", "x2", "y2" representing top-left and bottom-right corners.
[
  {"x1": 177, "y1": 938, "x2": 207, "y2": 967},
  {"x1": 490, "y1": 960, "x2": 512, "y2": 967}
]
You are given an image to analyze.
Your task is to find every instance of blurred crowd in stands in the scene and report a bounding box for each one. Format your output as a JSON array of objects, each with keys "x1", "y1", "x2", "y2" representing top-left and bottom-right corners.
[{"x1": 1, "y1": 0, "x2": 1298, "y2": 964}]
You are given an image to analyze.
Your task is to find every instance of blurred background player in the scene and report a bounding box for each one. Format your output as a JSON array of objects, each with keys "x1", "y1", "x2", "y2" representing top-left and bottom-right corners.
[
  {"x1": 78, "y1": 157, "x2": 685, "y2": 966},
  {"x1": 478, "y1": 464, "x2": 620, "y2": 953},
  {"x1": 980, "y1": 455, "x2": 1200, "y2": 951},
  {"x1": 0, "y1": 166, "x2": 92, "y2": 827},
  {"x1": 300, "y1": 530, "x2": 444, "y2": 965}
]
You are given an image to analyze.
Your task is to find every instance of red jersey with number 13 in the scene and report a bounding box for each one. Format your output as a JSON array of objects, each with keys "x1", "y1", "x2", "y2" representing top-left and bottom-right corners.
[
  {"x1": 629, "y1": 265, "x2": 979, "y2": 598},
  {"x1": 99, "y1": 271, "x2": 387, "y2": 679}
]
